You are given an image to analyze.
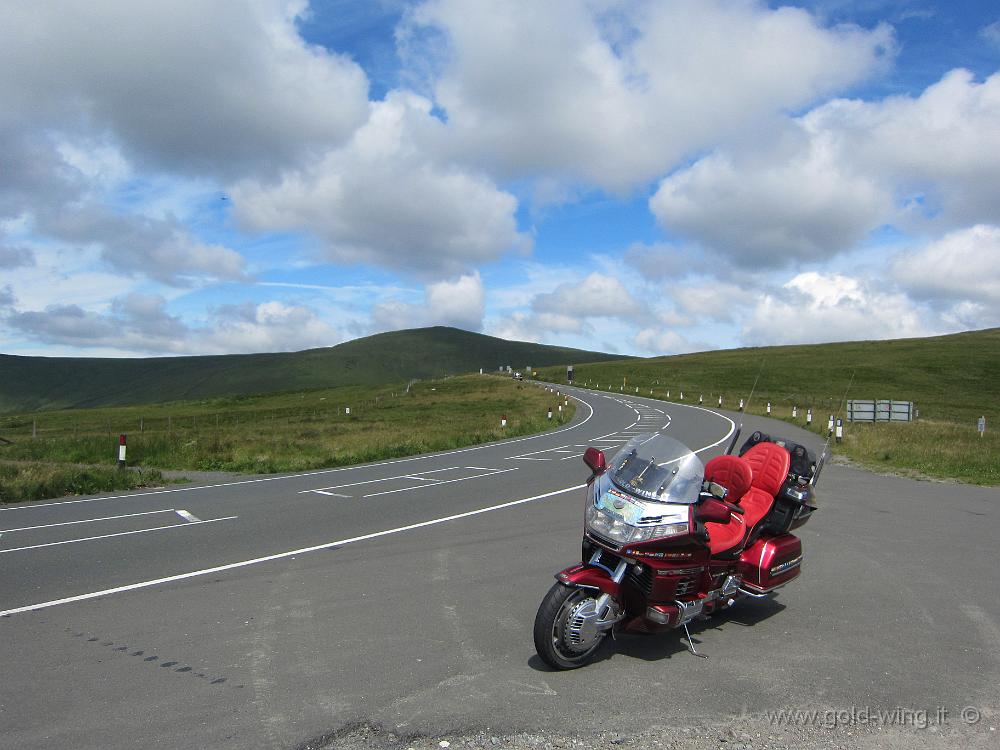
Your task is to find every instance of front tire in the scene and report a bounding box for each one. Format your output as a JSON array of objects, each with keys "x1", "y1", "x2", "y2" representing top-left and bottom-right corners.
[{"x1": 533, "y1": 582, "x2": 610, "y2": 669}]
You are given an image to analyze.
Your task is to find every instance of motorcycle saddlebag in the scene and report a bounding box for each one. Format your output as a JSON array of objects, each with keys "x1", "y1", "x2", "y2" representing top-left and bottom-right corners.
[{"x1": 737, "y1": 534, "x2": 802, "y2": 593}]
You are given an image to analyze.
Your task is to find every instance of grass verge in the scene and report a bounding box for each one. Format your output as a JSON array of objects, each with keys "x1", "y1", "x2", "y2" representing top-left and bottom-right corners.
[
  {"x1": 537, "y1": 329, "x2": 999, "y2": 485},
  {"x1": 0, "y1": 375, "x2": 575, "y2": 502},
  {"x1": 0, "y1": 462, "x2": 166, "y2": 503}
]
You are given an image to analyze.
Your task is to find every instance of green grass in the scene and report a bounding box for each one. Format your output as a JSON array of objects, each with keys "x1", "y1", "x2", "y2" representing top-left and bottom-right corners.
[
  {"x1": 0, "y1": 462, "x2": 166, "y2": 504},
  {"x1": 537, "y1": 328, "x2": 1000, "y2": 485},
  {"x1": 0, "y1": 326, "x2": 623, "y2": 413},
  {"x1": 0, "y1": 375, "x2": 575, "y2": 502}
]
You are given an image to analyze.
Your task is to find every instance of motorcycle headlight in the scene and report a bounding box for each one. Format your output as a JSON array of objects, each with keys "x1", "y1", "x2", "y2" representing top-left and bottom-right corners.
[{"x1": 586, "y1": 505, "x2": 688, "y2": 544}]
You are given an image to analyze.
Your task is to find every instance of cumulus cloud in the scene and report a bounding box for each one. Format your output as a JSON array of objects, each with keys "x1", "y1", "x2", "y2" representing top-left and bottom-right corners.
[
  {"x1": 633, "y1": 328, "x2": 707, "y2": 356},
  {"x1": 623, "y1": 242, "x2": 695, "y2": 281},
  {"x1": 651, "y1": 69, "x2": 1000, "y2": 266},
  {"x1": 400, "y1": 0, "x2": 892, "y2": 191},
  {"x1": 0, "y1": 285, "x2": 16, "y2": 308},
  {"x1": 35, "y1": 207, "x2": 248, "y2": 286},
  {"x1": 892, "y1": 224, "x2": 1000, "y2": 308},
  {"x1": 740, "y1": 271, "x2": 931, "y2": 346},
  {"x1": 532, "y1": 272, "x2": 645, "y2": 320},
  {"x1": 6, "y1": 294, "x2": 342, "y2": 355},
  {"x1": 0, "y1": 0, "x2": 370, "y2": 179},
  {"x1": 232, "y1": 92, "x2": 529, "y2": 276},
  {"x1": 0, "y1": 245, "x2": 35, "y2": 269},
  {"x1": 981, "y1": 20, "x2": 1000, "y2": 49},
  {"x1": 371, "y1": 272, "x2": 485, "y2": 332}
]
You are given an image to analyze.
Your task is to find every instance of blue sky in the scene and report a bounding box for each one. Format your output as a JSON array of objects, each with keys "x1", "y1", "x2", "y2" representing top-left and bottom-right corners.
[{"x1": 1, "y1": 0, "x2": 999, "y2": 358}]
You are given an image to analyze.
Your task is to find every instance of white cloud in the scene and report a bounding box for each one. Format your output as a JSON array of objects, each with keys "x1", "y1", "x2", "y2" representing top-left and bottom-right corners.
[
  {"x1": 532, "y1": 272, "x2": 645, "y2": 320},
  {"x1": 0, "y1": 0, "x2": 370, "y2": 178},
  {"x1": 740, "y1": 271, "x2": 931, "y2": 346},
  {"x1": 981, "y1": 20, "x2": 1000, "y2": 49},
  {"x1": 633, "y1": 327, "x2": 706, "y2": 356},
  {"x1": 651, "y1": 69, "x2": 1000, "y2": 266},
  {"x1": 231, "y1": 92, "x2": 529, "y2": 277},
  {"x1": 5, "y1": 294, "x2": 343, "y2": 356},
  {"x1": 371, "y1": 272, "x2": 485, "y2": 332},
  {"x1": 892, "y1": 224, "x2": 1000, "y2": 308},
  {"x1": 0, "y1": 245, "x2": 34, "y2": 269},
  {"x1": 199, "y1": 300, "x2": 344, "y2": 354},
  {"x1": 400, "y1": 0, "x2": 892, "y2": 191}
]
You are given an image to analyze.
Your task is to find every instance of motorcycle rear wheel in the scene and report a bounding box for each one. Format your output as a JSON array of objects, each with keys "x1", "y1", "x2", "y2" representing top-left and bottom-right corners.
[{"x1": 533, "y1": 582, "x2": 609, "y2": 670}]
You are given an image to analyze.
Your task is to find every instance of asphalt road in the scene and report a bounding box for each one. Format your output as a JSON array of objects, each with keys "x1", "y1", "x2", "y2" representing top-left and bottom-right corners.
[{"x1": 1, "y1": 384, "x2": 998, "y2": 749}]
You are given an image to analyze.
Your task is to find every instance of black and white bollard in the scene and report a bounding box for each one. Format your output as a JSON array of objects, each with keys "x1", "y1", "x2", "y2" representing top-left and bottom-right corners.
[
  {"x1": 739, "y1": 398, "x2": 744, "y2": 411},
  {"x1": 547, "y1": 407, "x2": 553, "y2": 420},
  {"x1": 718, "y1": 395, "x2": 723, "y2": 407},
  {"x1": 699, "y1": 394, "x2": 704, "y2": 404},
  {"x1": 792, "y1": 406, "x2": 798, "y2": 419},
  {"x1": 766, "y1": 402, "x2": 771, "y2": 415},
  {"x1": 807, "y1": 409, "x2": 813, "y2": 425},
  {"x1": 680, "y1": 391, "x2": 684, "y2": 400},
  {"x1": 835, "y1": 419, "x2": 844, "y2": 443},
  {"x1": 501, "y1": 415, "x2": 507, "y2": 428},
  {"x1": 827, "y1": 414, "x2": 835, "y2": 435},
  {"x1": 117, "y1": 434, "x2": 127, "y2": 470}
]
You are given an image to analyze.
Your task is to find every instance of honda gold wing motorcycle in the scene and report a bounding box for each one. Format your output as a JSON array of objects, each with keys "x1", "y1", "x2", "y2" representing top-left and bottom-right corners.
[{"x1": 533, "y1": 431, "x2": 819, "y2": 669}]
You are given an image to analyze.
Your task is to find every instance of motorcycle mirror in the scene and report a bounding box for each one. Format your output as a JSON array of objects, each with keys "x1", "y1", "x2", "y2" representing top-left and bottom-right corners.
[{"x1": 583, "y1": 447, "x2": 606, "y2": 477}]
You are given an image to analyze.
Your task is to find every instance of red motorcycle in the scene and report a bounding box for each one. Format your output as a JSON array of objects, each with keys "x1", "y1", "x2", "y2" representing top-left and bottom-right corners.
[{"x1": 533, "y1": 431, "x2": 819, "y2": 669}]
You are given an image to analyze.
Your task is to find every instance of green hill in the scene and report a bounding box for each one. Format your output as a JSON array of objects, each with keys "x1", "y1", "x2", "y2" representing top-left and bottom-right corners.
[
  {"x1": 0, "y1": 326, "x2": 624, "y2": 413},
  {"x1": 538, "y1": 327, "x2": 1000, "y2": 424}
]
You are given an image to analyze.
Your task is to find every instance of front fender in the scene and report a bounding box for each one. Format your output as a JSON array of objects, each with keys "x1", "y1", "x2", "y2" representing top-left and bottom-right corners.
[{"x1": 555, "y1": 564, "x2": 620, "y2": 598}]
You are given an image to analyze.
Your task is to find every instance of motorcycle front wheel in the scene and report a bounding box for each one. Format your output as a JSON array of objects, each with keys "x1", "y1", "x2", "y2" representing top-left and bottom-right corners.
[{"x1": 533, "y1": 582, "x2": 610, "y2": 670}]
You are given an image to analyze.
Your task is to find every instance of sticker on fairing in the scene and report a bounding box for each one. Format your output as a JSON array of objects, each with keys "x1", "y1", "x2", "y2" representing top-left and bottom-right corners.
[{"x1": 597, "y1": 487, "x2": 644, "y2": 525}]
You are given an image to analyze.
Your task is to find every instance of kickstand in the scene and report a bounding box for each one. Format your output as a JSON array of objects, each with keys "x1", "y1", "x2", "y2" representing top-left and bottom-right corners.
[{"x1": 682, "y1": 622, "x2": 709, "y2": 658}]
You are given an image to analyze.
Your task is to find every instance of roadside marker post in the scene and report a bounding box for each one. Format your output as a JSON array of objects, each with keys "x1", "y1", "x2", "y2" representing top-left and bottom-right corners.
[
  {"x1": 979, "y1": 416, "x2": 986, "y2": 437},
  {"x1": 739, "y1": 398, "x2": 744, "y2": 411},
  {"x1": 117, "y1": 434, "x2": 127, "y2": 470},
  {"x1": 680, "y1": 391, "x2": 684, "y2": 400},
  {"x1": 792, "y1": 406, "x2": 798, "y2": 419},
  {"x1": 501, "y1": 415, "x2": 507, "y2": 428},
  {"x1": 807, "y1": 409, "x2": 813, "y2": 425},
  {"x1": 836, "y1": 419, "x2": 844, "y2": 443},
  {"x1": 767, "y1": 402, "x2": 771, "y2": 415},
  {"x1": 828, "y1": 414, "x2": 835, "y2": 435},
  {"x1": 718, "y1": 395, "x2": 723, "y2": 407},
  {"x1": 547, "y1": 408, "x2": 553, "y2": 420}
]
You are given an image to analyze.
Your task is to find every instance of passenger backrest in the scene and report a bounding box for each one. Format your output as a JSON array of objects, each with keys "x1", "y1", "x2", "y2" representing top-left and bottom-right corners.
[
  {"x1": 704, "y1": 454, "x2": 753, "y2": 503},
  {"x1": 742, "y1": 442, "x2": 791, "y2": 497}
]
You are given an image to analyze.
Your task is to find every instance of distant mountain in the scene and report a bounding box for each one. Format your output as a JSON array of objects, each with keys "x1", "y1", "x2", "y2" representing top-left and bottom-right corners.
[{"x1": 0, "y1": 326, "x2": 627, "y2": 413}]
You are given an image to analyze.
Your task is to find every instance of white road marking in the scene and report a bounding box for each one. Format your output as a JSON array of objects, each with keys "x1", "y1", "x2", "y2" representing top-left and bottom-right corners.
[
  {"x1": 175, "y1": 509, "x2": 201, "y2": 523},
  {"x1": 300, "y1": 466, "x2": 462, "y2": 494},
  {"x1": 363, "y1": 467, "x2": 518, "y2": 498},
  {"x1": 0, "y1": 508, "x2": 176, "y2": 533},
  {"x1": 0, "y1": 516, "x2": 238, "y2": 555},
  {"x1": 0, "y1": 485, "x2": 585, "y2": 617},
  {"x1": 310, "y1": 491, "x2": 351, "y2": 498},
  {"x1": 0, "y1": 395, "x2": 595, "y2": 513}
]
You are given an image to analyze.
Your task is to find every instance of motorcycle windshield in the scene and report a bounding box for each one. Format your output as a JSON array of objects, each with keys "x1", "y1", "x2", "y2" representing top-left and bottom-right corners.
[{"x1": 608, "y1": 433, "x2": 704, "y2": 504}]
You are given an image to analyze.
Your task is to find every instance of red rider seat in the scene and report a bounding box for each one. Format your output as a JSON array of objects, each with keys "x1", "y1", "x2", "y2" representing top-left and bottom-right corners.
[
  {"x1": 739, "y1": 442, "x2": 791, "y2": 532},
  {"x1": 702, "y1": 454, "x2": 754, "y2": 556}
]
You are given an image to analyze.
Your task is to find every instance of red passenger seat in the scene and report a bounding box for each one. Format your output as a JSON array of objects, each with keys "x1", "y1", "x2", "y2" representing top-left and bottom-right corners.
[
  {"x1": 703, "y1": 454, "x2": 754, "y2": 556},
  {"x1": 739, "y1": 442, "x2": 791, "y2": 531}
]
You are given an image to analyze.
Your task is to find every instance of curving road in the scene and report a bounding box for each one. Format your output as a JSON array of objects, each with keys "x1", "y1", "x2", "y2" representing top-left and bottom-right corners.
[{"x1": 1, "y1": 384, "x2": 998, "y2": 749}]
